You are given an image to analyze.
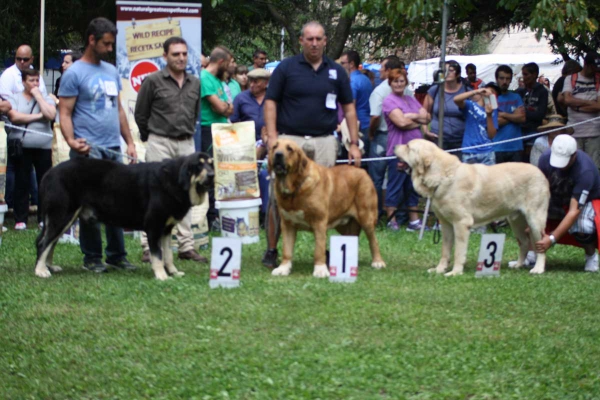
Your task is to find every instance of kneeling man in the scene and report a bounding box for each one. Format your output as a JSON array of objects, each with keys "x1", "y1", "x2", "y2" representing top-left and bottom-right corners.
[{"x1": 536, "y1": 134, "x2": 600, "y2": 272}]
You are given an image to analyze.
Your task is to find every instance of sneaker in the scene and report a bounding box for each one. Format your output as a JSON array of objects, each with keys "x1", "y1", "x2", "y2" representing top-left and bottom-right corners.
[
  {"x1": 178, "y1": 249, "x2": 208, "y2": 263},
  {"x1": 526, "y1": 251, "x2": 537, "y2": 266},
  {"x1": 82, "y1": 260, "x2": 109, "y2": 273},
  {"x1": 584, "y1": 252, "x2": 598, "y2": 272},
  {"x1": 106, "y1": 258, "x2": 138, "y2": 271},
  {"x1": 387, "y1": 220, "x2": 399, "y2": 231},
  {"x1": 14, "y1": 222, "x2": 26, "y2": 231},
  {"x1": 470, "y1": 226, "x2": 487, "y2": 235},
  {"x1": 141, "y1": 250, "x2": 151, "y2": 263},
  {"x1": 262, "y1": 248, "x2": 278, "y2": 268},
  {"x1": 38, "y1": 221, "x2": 44, "y2": 229},
  {"x1": 406, "y1": 220, "x2": 429, "y2": 232}
]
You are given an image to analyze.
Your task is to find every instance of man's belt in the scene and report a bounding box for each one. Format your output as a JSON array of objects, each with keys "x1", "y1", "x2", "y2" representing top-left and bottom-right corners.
[{"x1": 168, "y1": 134, "x2": 193, "y2": 141}]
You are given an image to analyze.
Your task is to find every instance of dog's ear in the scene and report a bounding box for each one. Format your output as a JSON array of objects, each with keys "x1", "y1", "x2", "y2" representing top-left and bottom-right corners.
[
  {"x1": 298, "y1": 155, "x2": 308, "y2": 175},
  {"x1": 415, "y1": 148, "x2": 433, "y2": 176},
  {"x1": 178, "y1": 159, "x2": 192, "y2": 191}
]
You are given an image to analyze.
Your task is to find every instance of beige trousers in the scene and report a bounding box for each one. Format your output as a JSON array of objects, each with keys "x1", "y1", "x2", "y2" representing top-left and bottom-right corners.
[
  {"x1": 140, "y1": 134, "x2": 195, "y2": 253},
  {"x1": 279, "y1": 134, "x2": 339, "y2": 167}
]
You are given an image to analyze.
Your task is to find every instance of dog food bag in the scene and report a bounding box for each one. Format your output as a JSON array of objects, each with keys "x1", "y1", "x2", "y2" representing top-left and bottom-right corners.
[
  {"x1": 0, "y1": 122, "x2": 7, "y2": 201},
  {"x1": 212, "y1": 121, "x2": 260, "y2": 201}
]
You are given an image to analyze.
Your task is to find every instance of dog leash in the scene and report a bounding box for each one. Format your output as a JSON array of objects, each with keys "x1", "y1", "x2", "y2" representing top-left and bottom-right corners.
[{"x1": 3, "y1": 122, "x2": 140, "y2": 162}]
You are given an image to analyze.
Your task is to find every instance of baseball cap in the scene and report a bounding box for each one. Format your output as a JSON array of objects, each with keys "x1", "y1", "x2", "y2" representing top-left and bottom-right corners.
[
  {"x1": 550, "y1": 134, "x2": 577, "y2": 168},
  {"x1": 584, "y1": 53, "x2": 600, "y2": 68}
]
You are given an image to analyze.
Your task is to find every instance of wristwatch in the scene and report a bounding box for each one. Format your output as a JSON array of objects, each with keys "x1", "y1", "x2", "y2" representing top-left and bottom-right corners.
[
  {"x1": 349, "y1": 140, "x2": 359, "y2": 147},
  {"x1": 549, "y1": 234, "x2": 556, "y2": 246}
]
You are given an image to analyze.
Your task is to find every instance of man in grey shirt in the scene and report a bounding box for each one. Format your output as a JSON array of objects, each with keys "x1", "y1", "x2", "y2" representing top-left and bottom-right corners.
[{"x1": 135, "y1": 36, "x2": 206, "y2": 264}]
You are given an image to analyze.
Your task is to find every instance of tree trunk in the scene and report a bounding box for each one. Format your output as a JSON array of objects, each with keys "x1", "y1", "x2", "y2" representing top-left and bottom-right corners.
[
  {"x1": 326, "y1": 0, "x2": 356, "y2": 59},
  {"x1": 266, "y1": 3, "x2": 300, "y2": 55}
]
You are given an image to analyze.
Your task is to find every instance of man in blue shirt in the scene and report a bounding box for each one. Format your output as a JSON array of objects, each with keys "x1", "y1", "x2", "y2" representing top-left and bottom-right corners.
[
  {"x1": 340, "y1": 50, "x2": 373, "y2": 155},
  {"x1": 493, "y1": 65, "x2": 526, "y2": 163},
  {"x1": 59, "y1": 17, "x2": 138, "y2": 273},
  {"x1": 231, "y1": 68, "x2": 269, "y2": 142}
]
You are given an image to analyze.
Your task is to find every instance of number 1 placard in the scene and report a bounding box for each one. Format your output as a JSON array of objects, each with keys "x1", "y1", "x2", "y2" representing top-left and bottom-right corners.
[
  {"x1": 475, "y1": 233, "x2": 506, "y2": 278},
  {"x1": 329, "y1": 236, "x2": 358, "y2": 283},
  {"x1": 209, "y1": 238, "x2": 242, "y2": 288}
]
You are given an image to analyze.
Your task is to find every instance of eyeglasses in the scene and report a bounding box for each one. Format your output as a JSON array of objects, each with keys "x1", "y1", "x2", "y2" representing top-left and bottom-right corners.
[{"x1": 16, "y1": 57, "x2": 31, "y2": 62}]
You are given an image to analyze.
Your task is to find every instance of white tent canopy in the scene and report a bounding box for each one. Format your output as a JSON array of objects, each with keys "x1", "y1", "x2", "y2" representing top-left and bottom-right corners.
[{"x1": 408, "y1": 53, "x2": 567, "y2": 90}]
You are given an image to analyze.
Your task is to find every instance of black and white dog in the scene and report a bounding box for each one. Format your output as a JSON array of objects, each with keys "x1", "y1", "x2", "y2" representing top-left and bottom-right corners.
[{"x1": 35, "y1": 152, "x2": 214, "y2": 280}]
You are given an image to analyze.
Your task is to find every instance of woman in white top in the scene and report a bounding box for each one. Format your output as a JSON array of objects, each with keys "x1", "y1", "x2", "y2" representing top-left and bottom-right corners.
[{"x1": 8, "y1": 69, "x2": 56, "y2": 230}]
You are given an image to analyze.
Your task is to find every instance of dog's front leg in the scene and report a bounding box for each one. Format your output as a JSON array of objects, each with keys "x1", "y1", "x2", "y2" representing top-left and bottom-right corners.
[
  {"x1": 312, "y1": 221, "x2": 329, "y2": 278},
  {"x1": 272, "y1": 219, "x2": 296, "y2": 276},
  {"x1": 429, "y1": 220, "x2": 453, "y2": 274},
  {"x1": 163, "y1": 235, "x2": 184, "y2": 277},
  {"x1": 148, "y1": 233, "x2": 170, "y2": 281},
  {"x1": 446, "y1": 221, "x2": 471, "y2": 276}
]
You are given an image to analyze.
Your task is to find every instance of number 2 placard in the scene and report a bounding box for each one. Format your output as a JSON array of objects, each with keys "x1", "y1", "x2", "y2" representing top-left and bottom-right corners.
[
  {"x1": 329, "y1": 236, "x2": 358, "y2": 283},
  {"x1": 475, "y1": 233, "x2": 506, "y2": 278},
  {"x1": 209, "y1": 238, "x2": 242, "y2": 288}
]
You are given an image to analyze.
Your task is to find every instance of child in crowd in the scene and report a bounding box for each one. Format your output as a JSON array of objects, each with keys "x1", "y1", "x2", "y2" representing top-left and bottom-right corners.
[{"x1": 453, "y1": 82, "x2": 500, "y2": 165}]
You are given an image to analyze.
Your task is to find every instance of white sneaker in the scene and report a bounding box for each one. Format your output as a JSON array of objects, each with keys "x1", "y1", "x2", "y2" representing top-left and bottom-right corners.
[
  {"x1": 526, "y1": 251, "x2": 537, "y2": 266},
  {"x1": 584, "y1": 252, "x2": 598, "y2": 272},
  {"x1": 14, "y1": 222, "x2": 26, "y2": 231}
]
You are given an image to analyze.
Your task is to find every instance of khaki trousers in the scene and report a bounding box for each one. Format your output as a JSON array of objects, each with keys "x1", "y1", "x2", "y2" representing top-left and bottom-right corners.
[
  {"x1": 279, "y1": 134, "x2": 339, "y2": 167},
  {"x1": 141, "y1": 134, "x2": 196, "y2": 253}
]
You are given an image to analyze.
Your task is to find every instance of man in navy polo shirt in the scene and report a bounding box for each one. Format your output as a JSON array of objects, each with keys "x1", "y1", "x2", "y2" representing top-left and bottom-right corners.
[
  {"x1": 264, "y1": 21, "x2": 362, "y2": 167},
  {"x1": 262, "y1": 22, "x2": 362, "y2": 269}
]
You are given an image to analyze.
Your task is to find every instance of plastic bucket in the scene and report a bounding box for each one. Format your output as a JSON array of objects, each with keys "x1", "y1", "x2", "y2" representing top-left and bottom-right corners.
[
  {"x1": 0, "y1": 204, "x2": 7, "y2": 247},
  {"x1": 216, "y1": 198, "x2": 262, "y2": 244}
]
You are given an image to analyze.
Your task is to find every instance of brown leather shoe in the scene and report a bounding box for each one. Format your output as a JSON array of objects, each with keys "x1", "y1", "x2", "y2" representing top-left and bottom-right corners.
[
  {"x1": 178, "y1": 249, "x2": 208, "y2": 263},
  {"x1": 141, "y1": 250, "x2": 151, "y2": 263}
]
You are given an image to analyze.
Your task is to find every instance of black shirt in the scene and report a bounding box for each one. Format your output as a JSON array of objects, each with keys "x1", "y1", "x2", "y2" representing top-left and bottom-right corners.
[
  {"x1": 516, "y1": 82, "x2": 548, "y2": 134},
  {"x1": 265, "y1": 53, "x2": 353, "y2": 136}
]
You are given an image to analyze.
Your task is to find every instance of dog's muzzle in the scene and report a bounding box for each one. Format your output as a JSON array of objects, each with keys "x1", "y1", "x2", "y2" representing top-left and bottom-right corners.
[{"x1": 273, "y1": 152, "x2": 287, "y2": 175}]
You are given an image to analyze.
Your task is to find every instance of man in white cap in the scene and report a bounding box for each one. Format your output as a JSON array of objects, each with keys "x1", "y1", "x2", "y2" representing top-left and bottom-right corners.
[{"x1": 536, "y1": 134, "x2": 600, "y2": 272}]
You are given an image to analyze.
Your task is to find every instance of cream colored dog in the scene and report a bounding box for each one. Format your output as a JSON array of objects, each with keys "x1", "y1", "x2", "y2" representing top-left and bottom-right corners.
[{"x1": 395, "y1": 139, "x2": 550, "y2": 275}]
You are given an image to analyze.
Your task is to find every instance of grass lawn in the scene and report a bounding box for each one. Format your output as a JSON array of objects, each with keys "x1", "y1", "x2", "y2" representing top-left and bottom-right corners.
[{"x1": 1, "y1": 218, "x2": 599, "y2": 399}]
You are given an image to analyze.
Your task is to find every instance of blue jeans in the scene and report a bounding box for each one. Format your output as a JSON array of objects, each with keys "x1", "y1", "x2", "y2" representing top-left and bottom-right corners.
[
  {"x1": 368, "y1": 130, "x2": 388, "y2": 215},
  {"x1": 462, "y1": 151, "x2": 496, "y2": 166},
  {"x1": 69, "y1": 147, "x2": 127, "y2": 264}
]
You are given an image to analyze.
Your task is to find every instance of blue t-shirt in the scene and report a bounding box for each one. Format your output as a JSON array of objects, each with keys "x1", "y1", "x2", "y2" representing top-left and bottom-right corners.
[
  {"x1": 493, "y1": 91, "x2": 524, "y2": 152},
  {"x1": 58, "y1": 60, "x2": 122, "y2": 148},
  {"x1": 231, "y1": 89, "x2": 264, "y2": 140},
  {"x1": 538, "y1": 149, "x2": 600, "y2": 203},
  {"x1": 461, "y1": 100, "x2": 498, "y2": 154},
  {"x1": 428, "y1": 84, "x2": 467, "y2": 145},
  {"x1": 350, "y1": 70, "x2": 373, "y2": 130}
]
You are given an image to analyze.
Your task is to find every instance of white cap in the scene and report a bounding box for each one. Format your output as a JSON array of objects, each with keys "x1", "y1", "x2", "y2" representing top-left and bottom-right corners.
[{"x1": 550, "y1": 134, "x2": 577, "y2": 168}]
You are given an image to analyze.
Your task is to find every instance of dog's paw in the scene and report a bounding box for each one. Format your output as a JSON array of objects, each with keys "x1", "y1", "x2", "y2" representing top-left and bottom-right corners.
[
  {"x1": 508, "y1": 260, "x2": 522, "y2": 269},
  {"x1": 171, "y1": 271, "x2": 185, "y2": 277},
  {"x1": 47, "y1": 265, "x2": 62, "y2": 273},
  {"x1": 530, "y1": 267, "x2": 545, "y2": 275},
  {"x1": 371, "y1": 260, "x2": 386, "y2": 269},
  {"x1": 313, "y1": 264, "x2": 330, "y2": 278},
  {"x1": 35, "y1": 268, "x2": 52, "y2": 278},
  {"x1": 444, "y1": 270, "x2": 463, "y2": 277},
  {"x1": 428, "y1": 267, "x2": 446, "y2": 274},
  {"x1": 154, "y1": 272, "x2": 171, "y2": 281},
  {"x1": 272, "y1": 262, "x2": 292, "y2": 276}
]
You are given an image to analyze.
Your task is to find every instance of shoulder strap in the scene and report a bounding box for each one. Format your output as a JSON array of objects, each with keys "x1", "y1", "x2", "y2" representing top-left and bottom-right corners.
[
  {"x1": 570, "y1": 72, "x2": 600, "y2": 91},
  {"x1": 20, "y1": 99, "x2": 38, "y2": 141}
]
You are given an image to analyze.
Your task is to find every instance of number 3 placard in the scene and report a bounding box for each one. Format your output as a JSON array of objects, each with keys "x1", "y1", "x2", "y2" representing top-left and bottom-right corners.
[
  {"x1": 209, "y1": 238, "x2": 242, "y2": 288},
  {"x1": 329, "y1": 236, "x2": 358, "y2": 283},
  {"x1": 475, "y1": 233, "x2": 506, "y2": 278}
]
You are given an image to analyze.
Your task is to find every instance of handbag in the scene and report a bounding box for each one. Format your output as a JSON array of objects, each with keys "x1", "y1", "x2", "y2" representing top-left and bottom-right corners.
[{"x1": 6, "y1": 98, "x2": 38, "y2": 158}]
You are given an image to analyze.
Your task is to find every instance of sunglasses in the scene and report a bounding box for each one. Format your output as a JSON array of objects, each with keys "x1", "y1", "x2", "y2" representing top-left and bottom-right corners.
[{"x1": 16, "y1": 57, "x2": 31, "y2": 62}]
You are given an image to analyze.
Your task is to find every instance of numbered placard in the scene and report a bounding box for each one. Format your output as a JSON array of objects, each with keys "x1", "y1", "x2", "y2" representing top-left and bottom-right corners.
[
  {"x1": 209, "y1": 238, "x2": 242, "y2": 289},
  {"x1": 329, "y1": 236, "x2": 358, "y2": 283},
  {"x1": 475, "y1": 233, "x2": 506, "y2": 278}
]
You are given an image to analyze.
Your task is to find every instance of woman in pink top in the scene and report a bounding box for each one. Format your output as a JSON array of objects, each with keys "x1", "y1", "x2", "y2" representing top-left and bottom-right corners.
[{"x1": 382, "y1": 68, "x2": 430, "y2": 232}]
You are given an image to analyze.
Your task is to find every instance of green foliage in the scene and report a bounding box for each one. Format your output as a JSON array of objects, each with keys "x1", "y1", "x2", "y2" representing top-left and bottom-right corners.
[
  {"x1": 1, "y1": 224, "x2": 600, "y2": 398},
  {"x1": 344, "y1": 0, "x2": 600, "y2": 57}
]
